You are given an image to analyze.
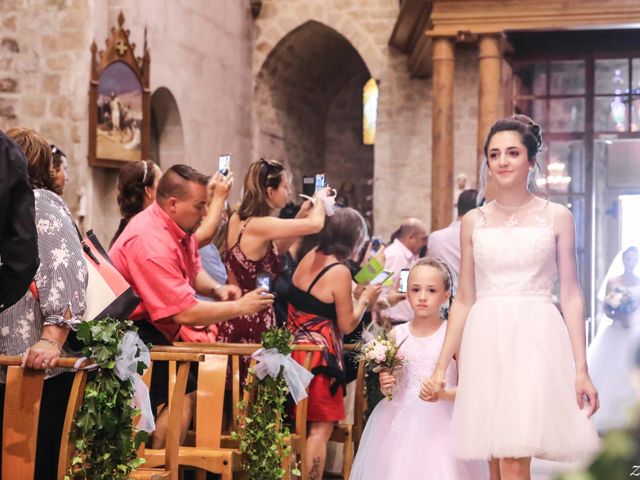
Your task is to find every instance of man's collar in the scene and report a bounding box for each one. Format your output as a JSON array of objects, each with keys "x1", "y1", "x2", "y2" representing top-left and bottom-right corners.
[
  {"x1": 151, "y1": 202, "x2": 190, "y2": 244},
  {"x1": 392, "y1": 238, "x2": 416, "y2": 260}
]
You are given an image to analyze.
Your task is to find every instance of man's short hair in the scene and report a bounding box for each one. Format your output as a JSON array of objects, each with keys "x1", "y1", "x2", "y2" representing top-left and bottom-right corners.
[
  {"x1": 457, "y1": 189, "x2": 478, "y2": 217},
  {"x1": 156, "y1": 164, "x2": 209, "y2": 201}
]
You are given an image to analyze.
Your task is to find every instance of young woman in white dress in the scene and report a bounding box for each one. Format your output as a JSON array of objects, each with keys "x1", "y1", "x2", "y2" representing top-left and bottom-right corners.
[
  {"x1": 421, "y1": 115, "x2": 600, "y2": 480},
  {"x1": 588, "y1": 245, "x2": 640, "y2": 431}
]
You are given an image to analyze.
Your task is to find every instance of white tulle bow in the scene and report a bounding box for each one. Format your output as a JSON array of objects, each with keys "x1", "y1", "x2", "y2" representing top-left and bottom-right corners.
[
  {"x1": 251, "y1": 348, "x2": 314, "y2": 404},
  {"x1": 114, "y1": 331, "x2": 156, "y2": 433}
]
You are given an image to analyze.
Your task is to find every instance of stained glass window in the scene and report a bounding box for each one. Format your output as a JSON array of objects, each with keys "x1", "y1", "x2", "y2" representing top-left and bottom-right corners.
[{"x1": 363, "y1": 78, "x2": 378, "y2": 145}]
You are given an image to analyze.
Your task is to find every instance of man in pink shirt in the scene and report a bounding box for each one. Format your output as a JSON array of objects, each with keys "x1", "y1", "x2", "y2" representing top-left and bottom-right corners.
[
  {"x1": 380, "y1": 218, "x2": 426, "y2": 325},
  {"x1": 111, "y1": 164, "x2": 273, "y2": 447}
]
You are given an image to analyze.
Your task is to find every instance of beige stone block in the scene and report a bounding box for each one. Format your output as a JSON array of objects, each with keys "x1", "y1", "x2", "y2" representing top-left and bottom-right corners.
[
  {"x1": 46, "y1": 53, "x2": 72, "y2": 71},
  {"x1": 2, "y1": 16, "x2": 16, "y2": 31},
  {"x1": 39, "y1": 119, "x2": 66, "y2": 144},
  {"x1": 71, "y1": 124, "x2": 81, "y2": 143},
  {"x1": 42, "y1": 74, "x2": 61, "y2": 94},
  {"x1": 61, "y1": 8, "x2": 87, "y2": 29},
  {"x1": 49, "y1": 96, "x2": 70, "y2": 118},
  {"x1": 21, "y1": 96, "x2": 46, "y2": 117}
]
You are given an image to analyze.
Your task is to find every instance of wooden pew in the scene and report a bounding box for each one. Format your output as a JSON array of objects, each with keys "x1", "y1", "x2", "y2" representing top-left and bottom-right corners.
[
  {"x1": 147, "y1": 343, "x2": 324, "y2": 480},
  {"x1": 131, "y1": 351, "x2": 204, "y2": 480},
  {"x1": 0, "y1": 356, "x2": 88, "y2": 480},
  {"x1": 328, "y1": 344, "x2": 366, "y2": 480}
]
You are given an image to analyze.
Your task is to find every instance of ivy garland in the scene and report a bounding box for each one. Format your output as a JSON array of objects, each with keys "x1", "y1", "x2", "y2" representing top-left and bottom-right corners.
[
  {"x1": 232, "y1": 328, "x2": 301, "y2": 479},
  {"x1": 65, "y1": 318, "x2": 148, "y2": 480}
]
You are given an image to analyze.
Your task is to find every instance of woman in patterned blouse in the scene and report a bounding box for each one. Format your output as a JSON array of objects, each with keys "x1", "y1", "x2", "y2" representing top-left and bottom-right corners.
[{"x1": 0, "y1": 128, "x2": 87, "y2": 479}]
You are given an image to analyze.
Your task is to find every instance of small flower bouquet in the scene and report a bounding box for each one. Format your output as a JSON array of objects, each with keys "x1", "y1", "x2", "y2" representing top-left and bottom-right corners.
[
  {"x1": 356, "y1": 324, "x2": 405, "y2": 400},
  {"x1": 604, "y1": 286, "x2": 637, "y2": 326}
]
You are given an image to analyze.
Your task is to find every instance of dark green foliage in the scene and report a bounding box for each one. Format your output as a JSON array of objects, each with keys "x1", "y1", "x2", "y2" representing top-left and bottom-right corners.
[
  {"x1": 65, "y1": 318, "x2": 148, "y2": 480},
  {"x1": 231, "y1": 328, "x2": 300, "y2": 479}
]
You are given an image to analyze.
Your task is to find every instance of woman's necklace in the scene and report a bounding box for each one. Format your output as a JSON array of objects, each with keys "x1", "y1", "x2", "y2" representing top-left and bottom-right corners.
[{"x1": 494, "y1": 195, "x2": 536, "y2": 210}]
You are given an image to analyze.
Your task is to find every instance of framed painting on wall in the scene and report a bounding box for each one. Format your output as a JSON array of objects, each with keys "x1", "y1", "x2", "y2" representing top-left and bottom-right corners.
[{"x1": 89, "y1": 12, "x2": 150, "y2": 168}]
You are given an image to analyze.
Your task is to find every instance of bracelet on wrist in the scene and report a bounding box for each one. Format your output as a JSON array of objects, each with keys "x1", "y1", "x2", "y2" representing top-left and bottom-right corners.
[{"x1": 39, "y1": 337, "x2": 62, "y2": 351}]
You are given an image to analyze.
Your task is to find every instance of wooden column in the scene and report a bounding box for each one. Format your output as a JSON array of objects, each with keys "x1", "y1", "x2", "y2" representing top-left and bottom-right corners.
[
  {"x1": 431, "y1": 36, "x2": 455, "y2": 231},
  {"x1": 476, "y1": 34, "x2": 502, "y2": 198}
]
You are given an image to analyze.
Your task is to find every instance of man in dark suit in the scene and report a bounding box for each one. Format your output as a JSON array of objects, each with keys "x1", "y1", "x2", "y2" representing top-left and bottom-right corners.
[{"x1": 0, "y1": 129, "x2": 39, "y2": 311}]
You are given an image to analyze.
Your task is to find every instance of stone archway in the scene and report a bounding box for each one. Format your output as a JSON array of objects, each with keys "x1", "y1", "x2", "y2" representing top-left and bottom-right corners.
[
  {"x1": 254, "y1": 20, "x2": 375, "y2": 225},
  {"x1": 150, "y1": 87, "x2": 185, "y2": 170}
]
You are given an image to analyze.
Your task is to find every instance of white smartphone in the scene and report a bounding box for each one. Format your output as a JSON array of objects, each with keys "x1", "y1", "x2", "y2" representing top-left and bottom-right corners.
[
  {"x1": 399, "y1": 268, "x2": 410, "y2": 293},
  {"x1": 314, "y1": 173, "x2": 326, "y2": 192},
  {"x1": 218, "y1": 154, "x2": 231, "y2": 176},
  {"x1": 370, "y1": 270, "x2": 393, "y2": 286}
]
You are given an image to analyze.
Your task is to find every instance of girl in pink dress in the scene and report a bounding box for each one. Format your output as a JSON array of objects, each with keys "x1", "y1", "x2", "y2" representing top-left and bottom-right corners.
[{"x1": 350, "y1": 258, "x2": 488, "y2": 480}]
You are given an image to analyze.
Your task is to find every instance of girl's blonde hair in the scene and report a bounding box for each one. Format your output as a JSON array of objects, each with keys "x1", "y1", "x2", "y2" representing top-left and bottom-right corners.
[{"x1": 409, "y1": 257, "x2": 455, "y2": 316}]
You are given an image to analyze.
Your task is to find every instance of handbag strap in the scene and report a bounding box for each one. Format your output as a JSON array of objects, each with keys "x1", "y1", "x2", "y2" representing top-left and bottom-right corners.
[{"x1": 73, "y1": 223, "x2": 100, "y2": 266}]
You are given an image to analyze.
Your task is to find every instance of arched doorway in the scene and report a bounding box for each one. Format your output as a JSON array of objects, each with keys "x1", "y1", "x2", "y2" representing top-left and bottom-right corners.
[
  {"x1": 255, "y1": 20, "x2": 375, "y2": 225},
  {"x1": 150, "y1": 87, "x2": 185, "y2": 170}
]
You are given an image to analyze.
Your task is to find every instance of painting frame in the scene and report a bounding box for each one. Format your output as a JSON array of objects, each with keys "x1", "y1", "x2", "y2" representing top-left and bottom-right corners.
[{"x1": 88, "y1": 12, "x2": 150, "y2": 169}]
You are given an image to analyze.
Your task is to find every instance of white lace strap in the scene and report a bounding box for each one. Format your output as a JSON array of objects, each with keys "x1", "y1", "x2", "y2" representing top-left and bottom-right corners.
[
  {"x1": 393, "y1": 322, "x2": 409, "y2": 345},
  {"x1": 474, "y1": 208, "x2": 487, "y2": 229}
]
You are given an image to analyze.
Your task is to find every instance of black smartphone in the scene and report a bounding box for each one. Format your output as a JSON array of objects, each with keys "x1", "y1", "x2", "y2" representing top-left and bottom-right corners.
[
  {"x1": 302, "y1": 175, "x2": 316, "y2": 197},
  {"x1": 256, "y1": 271, "x2": 271, "y2": 292},
  {"x1": 314, "y1": 173, "x2": 326, "y2": 192},
  {"x1": 399, "y1": 268, "x2": 410, "y2": 294},
  {"x1": 370, "y1": 237, "x2": 382, "y2": 255},
  {"x1": 218, "y1": 154, "x2": 231, "y2": 176}
]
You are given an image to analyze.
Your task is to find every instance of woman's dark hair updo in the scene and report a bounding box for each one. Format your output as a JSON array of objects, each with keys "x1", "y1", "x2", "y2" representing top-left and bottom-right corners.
[
  {"x1": 483, "y1": 114, "x2": 543, "y2": 162},
  {"x1": 110, "y1": 159, "x2": 158, "y2": 246}
]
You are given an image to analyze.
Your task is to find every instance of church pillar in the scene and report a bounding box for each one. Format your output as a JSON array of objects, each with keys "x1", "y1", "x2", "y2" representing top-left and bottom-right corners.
[
  {"x1": 477, "y1": 34, "x2": 502, "y2": 199},
  {"x1": 431, "y1": 36, "x2": 455, "y2": 231}
]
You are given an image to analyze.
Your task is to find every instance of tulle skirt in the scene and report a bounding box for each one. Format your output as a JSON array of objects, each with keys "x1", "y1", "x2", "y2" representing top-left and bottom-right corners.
[
  {"x1": 453, "y1": 294, "x2": 601, "y2": 462},
  {"x1": 351, "y1": 391, "x2": 488, "y2": 480},
  {"x1": 588, "y1": 314, "x2": 640, "y2": 431}
]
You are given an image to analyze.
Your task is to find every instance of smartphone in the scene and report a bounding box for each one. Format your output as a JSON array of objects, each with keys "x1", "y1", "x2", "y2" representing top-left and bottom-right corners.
[
  {"x1": 314, "y1": 173, "x2": 326, "y2": 192},
  {"x1": 256, "y1": 271, "x2": 271, "y2": 293},
  {"x1": 370, "y1": 270, "x2": 393, "y2": 286},
  {"x1": 218, "y1": 154, "x2": 231, "y2": 176},
  {"x1": 302, "y1": 175, "x2": 316, "y2": 197},
  {"x1": 370, "y1": 237, "x2": 382, "y2": 255},
  {"x1": 399, "y1": 268, "x2": 410, "y2": 294}
]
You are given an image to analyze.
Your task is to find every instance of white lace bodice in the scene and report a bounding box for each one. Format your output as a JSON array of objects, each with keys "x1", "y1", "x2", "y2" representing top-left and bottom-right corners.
[
  {"x1": 473, "y1": 198, "x2": 556, "y2": 297},
  {"x1": 393, "y1": 322, "x2": 457, "y2": 400}
]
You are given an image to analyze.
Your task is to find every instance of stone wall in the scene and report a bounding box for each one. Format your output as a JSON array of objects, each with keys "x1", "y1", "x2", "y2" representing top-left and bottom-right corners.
[
  {"x1": 87, "y1": 0, "x2": 256, "y2": 241},
  {"x1": 251, "y1": 0, "x2": 479, "y2": 238},
  {"x1": 1, "y1": 0, "x2": 482, "y2": 242},
  {"x1": 1, "y1": 0, "x2": 256, "y2": 243},
  {"x1": 0, "y1": 0, "x2": 91, "y2": 223}
]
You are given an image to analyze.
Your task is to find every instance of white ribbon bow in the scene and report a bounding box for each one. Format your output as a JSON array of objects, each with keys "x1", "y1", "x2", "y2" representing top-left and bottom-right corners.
[
  {"x1": 298, "y1": 194, "x2": 336, "y2": 217},
  {"x1": 114, "y1": 331, "x2": 156, "y2": 433},
  {"x1": 251, "y1": 348, "x2": 314, "y2": 404}
]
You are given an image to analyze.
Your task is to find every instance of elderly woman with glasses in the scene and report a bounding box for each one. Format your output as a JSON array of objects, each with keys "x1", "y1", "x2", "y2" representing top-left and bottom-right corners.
[{"x1": 218, "y1": 158, "x2": 329, "y2": 348}]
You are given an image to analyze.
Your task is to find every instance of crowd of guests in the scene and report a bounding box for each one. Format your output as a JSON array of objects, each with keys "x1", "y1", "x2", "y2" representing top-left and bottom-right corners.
[{"x1": 0, "y1": 113, "x2": 601, "y2": 480}]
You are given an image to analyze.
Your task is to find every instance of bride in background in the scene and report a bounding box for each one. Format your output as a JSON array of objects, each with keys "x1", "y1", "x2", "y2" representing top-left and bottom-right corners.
[{"x1": 588, "y1": 245, "x2": 640, "y2": 432}]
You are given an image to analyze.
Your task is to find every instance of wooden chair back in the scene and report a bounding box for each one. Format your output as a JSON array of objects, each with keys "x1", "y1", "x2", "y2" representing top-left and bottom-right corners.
[
  {"x1": 0, "y1": 356, "x2": 87, "y2": 480},
  {"x1": 136, "y1": 351, "x2": 204, "y2": 480},
  {"x1": 152, "y1": 342, "x2": 324, "y2": 479}
]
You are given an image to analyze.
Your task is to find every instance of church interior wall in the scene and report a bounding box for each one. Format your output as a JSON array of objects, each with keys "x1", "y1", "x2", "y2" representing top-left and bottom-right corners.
[{"x1": 0, "y1": 0, "x2": 482, "y2": 242}]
